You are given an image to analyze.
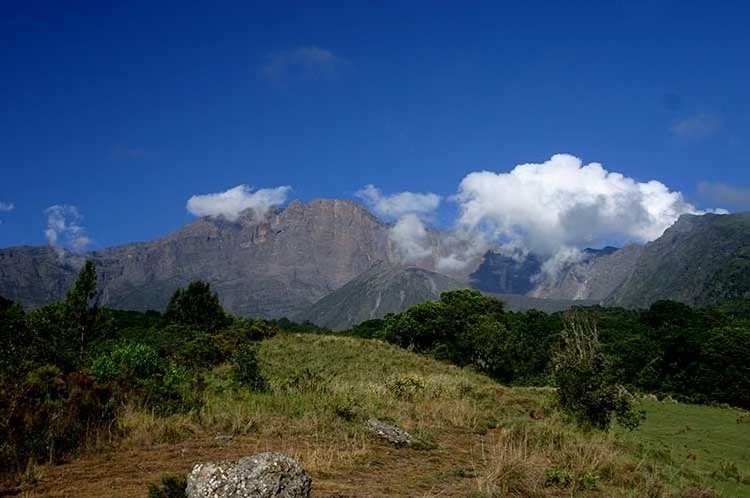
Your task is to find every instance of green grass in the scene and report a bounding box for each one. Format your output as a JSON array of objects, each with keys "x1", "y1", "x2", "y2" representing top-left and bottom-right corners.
[
  {"x1": 30, "y1": 332, "x2": 750, "y2": 497},
  {"x1": 623, "y1": 400, "x2": 750, "y2": 497}
]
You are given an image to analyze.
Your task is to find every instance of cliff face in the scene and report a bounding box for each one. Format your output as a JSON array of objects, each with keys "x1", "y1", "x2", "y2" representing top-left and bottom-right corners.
[
  {"x1": 530, "y1": 245, "x2": 643, "y2": 301},
  {"x1": 1, "y1": 199, "x2": 394, "y2": 318},
  {"x1": 3, "y1": 202, "x2": 747, "y2": 319},
  {"x1": 608, "y1": 212, "x2": 750, "y2": 308},
  {"x1": 0, "y1": 246, "x2": 83, "y2": 308}
]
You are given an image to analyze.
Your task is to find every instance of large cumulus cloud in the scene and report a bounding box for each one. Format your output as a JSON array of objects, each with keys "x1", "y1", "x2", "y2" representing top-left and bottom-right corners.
[{"x1": 454, "y1": 154, "x2": 704, "y2": 257}]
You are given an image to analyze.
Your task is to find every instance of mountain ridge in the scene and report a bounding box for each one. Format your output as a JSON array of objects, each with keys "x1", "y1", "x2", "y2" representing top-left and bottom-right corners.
[{"x1": 2, "y1": 201, "x2": 749, "y2": 326}]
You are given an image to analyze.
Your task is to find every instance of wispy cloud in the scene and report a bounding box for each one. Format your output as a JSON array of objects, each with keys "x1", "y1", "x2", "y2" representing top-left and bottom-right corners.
[
  {"x1": 356, "y1": 185, "x2": 441, "y2": 220},
  {"x1": 698, "y1": 181, "x2": 750, "y2": 206},
  {"x1": 670, "y1": 112, "x2": 721, "y2": 139},
  {"x1": 356, "y1": 185, "x2": 442, "y2": 264},
  {"x1": 261, "y1": 45, "x2": 342, "y2": 83},
  {"x1": 187, "y1": 184, "x2": 291, "y2": 222},
  {"x1": 44, "y1": 204, "x2": 92, "y2": 253},
  {"x1": 0, "y1": 201, "x2": 14, "y2": 212}
]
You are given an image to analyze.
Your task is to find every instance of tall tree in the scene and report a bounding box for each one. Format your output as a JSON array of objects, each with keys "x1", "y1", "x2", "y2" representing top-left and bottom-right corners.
[
  {"x1": 64, "y1": 260, "x2": 107, "y2": 364},
  {"x1": 165, "y1": 281, "x2": 228, "y2": 332}
]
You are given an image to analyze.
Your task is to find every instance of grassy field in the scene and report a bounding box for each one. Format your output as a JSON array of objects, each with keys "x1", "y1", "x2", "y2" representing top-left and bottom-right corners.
[
  {"x1": 19, "y1": 333, "x2": 750, "y2": 497},
  {"x1": 620, "y1": 400, "x2": 750, "y2": 497}
]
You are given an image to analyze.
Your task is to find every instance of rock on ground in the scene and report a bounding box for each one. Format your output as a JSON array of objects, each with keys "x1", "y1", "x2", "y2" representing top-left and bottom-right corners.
[
  {"x1": 186, "y1": 452, "x2": 312, "y2": 498},
  {"x1": 366, "y1": 418, "x2": 418, "y2": 447}
]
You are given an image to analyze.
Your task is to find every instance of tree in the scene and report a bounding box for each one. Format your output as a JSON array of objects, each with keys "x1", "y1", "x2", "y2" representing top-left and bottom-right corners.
[
  {"x1": 552, "y1": 314, "x2": 643, "y2": 431},
  {"x1": 164, "y1": 281, "x2": 228, "y2": 333},
  {"x1": 64, "y1": 260, "x2": 107, "y2": 363}
]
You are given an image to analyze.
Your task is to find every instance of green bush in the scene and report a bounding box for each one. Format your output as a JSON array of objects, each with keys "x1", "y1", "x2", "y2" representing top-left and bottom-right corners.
[
  {"x1": 552, "y1": 316, "x2": 644, "y2": 431},
  {"x1": 91, "y1": 341, "x2": 160, "y2": 382},
  {"x1": 144, "y1": 363, "x2": 204, "y2": 416},
  {"x1": 164, "y1": 281, "x2": 228, "y2": 333},
  {"x1": 233, "y1": 344, "x2": 268, "y2": 392}
]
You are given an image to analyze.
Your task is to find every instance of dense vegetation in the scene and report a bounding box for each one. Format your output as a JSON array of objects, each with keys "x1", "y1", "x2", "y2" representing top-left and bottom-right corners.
[
  {"x1": 342, "y1": 289, "x2": 750, "y2": 411},
  {"x1": 0, "y1": 265, "x2": 275, "y2": 487},
  {"x1": 1, "y1": 263, "x2": 749, "y2": 496}
]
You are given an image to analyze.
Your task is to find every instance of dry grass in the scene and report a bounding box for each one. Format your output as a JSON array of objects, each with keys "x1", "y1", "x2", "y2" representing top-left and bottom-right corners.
[{"x1": 15, "y1": 333, "x2": 732, "y2": 497}]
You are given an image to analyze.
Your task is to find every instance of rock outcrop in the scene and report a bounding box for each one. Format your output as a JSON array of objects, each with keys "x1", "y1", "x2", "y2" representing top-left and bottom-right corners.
[
  {"x1": 186, "y1": 452, "x2": 312, "y2": 498},
  {"x1": 365, "y1": 418, "x2": 418, "y2": 447}
]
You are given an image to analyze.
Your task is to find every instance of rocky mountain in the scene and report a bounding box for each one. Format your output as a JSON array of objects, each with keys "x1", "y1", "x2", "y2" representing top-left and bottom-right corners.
[
  {"x1": 0, "y1": 246, "x2": 84, "y2": 308},
  {"x1": 608, "y1": 212, "x2": 750, "y2": 308},
  {"x1": 296, "y1": 261, "x2": 466, "y2": 330},
  {"x1": 469, "y1": 252, "x2": 543, "y2": 294},
  {"x1": 0, "y1": 200, "x2": 397, "y2": 317},
  {"x1": 530, "y1": 245, "x2": 643, "y2": 301},
  {"x1": 2, "y1": 200, "x2": 748, "y2": 323}
]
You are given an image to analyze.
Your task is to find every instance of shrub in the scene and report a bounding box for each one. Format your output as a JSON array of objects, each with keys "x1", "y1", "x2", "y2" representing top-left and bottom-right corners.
[
  {"x1": 552, "y1": 315, "x2": 644, "y2": 431},
  {"x1": 144, "y1": 363, "x2": 204, "y2": 416},
  {"x1": 91, "y1": 341, "x2": 160, "y2": 382},
  {"x1": 0, "y1": 366, "x2": 115, "y2": 474},
  {"x1": 164, "y1": 281, "x2": 228, "y2": 333},
  {"x1": 233, "y1": 344, "x2": 268, "y2": 392}
]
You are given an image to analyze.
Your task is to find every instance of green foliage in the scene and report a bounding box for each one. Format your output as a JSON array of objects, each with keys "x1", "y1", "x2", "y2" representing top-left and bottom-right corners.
[
  {"x1": 578, "y1": 471, "x2": 599, "y2": 491},
  {"x1": 0, "y1": 302, "x2": 30, "y2": 376},
  {"x1": 386, "y1": 375, "x2": 425, "y2": 401},
  {"x1": 552, "y1": 316, "x2": 644, "y2": 431},
  {"x1": 144, "y1": 362, "x2": 205, "y2": 415},
  {"x1": 270, "y1": 317, "x2": 330, "y2": 334},
  {"x1": 0, "y1": 366, "x2": 114, "y2": 474},
  {"x1": 164, "y1": 281, "x2": 228, "y2": 332},
  {"x1": 90, "y1": 341, "x2": 160, "y2": 382},
  {"x1": 64, "y1": 260, "x2": 110, "y2": 365},
  {"x1": 233, "y1": 344, "x2": 267, "y2": 392},
  {"x1": 147, "y1": 472, "x2": 187, "y2": 498},
  {"x1": 544, "y1": 467, "x2": 573, "y2": 488}
]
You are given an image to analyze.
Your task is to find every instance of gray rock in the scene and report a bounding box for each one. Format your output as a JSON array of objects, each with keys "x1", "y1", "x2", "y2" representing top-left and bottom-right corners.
[
  {"x1": 365, "y1": 418, "x2": 418, "y2": 447},
  {"x1": 186, "y1": 452, "x2": 312, "y2": 498}
]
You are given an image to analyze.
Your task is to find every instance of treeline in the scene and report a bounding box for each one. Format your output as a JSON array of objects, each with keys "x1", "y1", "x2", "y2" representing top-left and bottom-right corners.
[
  {"x1": 0, "y1": 265, "x2": 275, "y2": 484},
  {"x1": 339, "y1": 289, "x2": 750, "y2": 410}
]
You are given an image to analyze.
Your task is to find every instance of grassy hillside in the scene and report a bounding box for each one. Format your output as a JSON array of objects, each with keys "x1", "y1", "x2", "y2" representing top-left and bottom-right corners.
[{"x1": 17, "y1": 332, "x2": 748, "y2": 497}]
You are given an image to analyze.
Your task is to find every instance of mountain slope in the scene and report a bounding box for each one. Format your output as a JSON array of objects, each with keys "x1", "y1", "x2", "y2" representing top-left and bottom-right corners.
[
  {"x1": 530, "y1": 244, "x2": 643, "y2": 300},
  {"x1": 609, "y1": 212, "x2": 750, "y2": 308},
  {"x1": 0, "y1": 200, "x2": 395, "y2": 317},
  {"x1": 296, "y1": 262, "x2": 466, "y2": 330},
  {"x1": 0, "y1": 246, "x2": 84, "y2": 307}
]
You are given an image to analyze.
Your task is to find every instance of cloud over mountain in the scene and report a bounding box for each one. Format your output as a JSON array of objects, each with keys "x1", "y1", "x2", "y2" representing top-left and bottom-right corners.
[
  {"x1": 356, "y1": 185, "x2": 441, "y2": 264},
  {"x1": 44, "y1": 204, "x2": 92, "y2": 253},
  {"x1": 356, "y1": 184, "x2": 441, "y2": 219},
  {"x1": 187, "y1": 185, "x2": 291, "y2": 222},
  {"x1": 453, "y1": 153, "x2": 706, "y2": 257}
]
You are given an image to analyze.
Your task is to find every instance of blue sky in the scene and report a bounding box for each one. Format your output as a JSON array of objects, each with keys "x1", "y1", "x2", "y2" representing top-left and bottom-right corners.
[{"x1": 1, "y1": 0, "x2": 749, "y2": 252}]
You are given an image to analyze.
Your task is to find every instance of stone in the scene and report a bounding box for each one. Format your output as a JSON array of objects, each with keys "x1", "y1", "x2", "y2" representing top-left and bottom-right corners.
[
  {"x1": 186, "y1": 452, "x2": 312, "y2": 498},
  {"x1": 365, "y1": 418, "x2": 418, "y2": 447}
]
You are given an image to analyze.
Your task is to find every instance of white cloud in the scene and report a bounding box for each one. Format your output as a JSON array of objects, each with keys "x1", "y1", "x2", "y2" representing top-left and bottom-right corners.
[
  {"x1": 356, "y1": 184, "x2": 441, "y2": 219},
  {"x1": 261, "y1": 45, "x2": 341, "y2": 82},
  {"x1": 670, "y1": 113, "x2": 721, "y2": 139},
  {"x1": 453, "y1": 153, "x2": 706, "y2": 258},
  {"x1": 0, "y1": 201, "x2": 13, "y2": 212},
  {"x1": 44, "y1": 205, "x2": 92, "y2": 253},
  {"x1": 186, "y1": 184, "x2": 291, "y2": 222},
  {"x1": 389, "y1": 214, "x2": 433, "y2": 263}
]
